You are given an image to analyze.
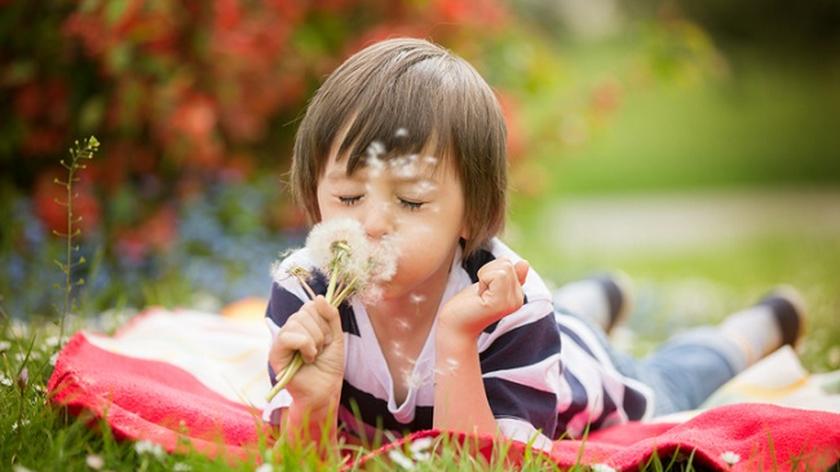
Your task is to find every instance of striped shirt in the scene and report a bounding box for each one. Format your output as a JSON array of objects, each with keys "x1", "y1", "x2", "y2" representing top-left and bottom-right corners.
[{"x1": 263, "y1": 238, "x2": 653, "y2": 448}]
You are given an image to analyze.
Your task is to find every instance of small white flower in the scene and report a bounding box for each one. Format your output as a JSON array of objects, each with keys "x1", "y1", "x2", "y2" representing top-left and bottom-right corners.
[
  {"x1": 255, "y1": 464, "x2": 273, "y2": 472},
  {"x1": 388, "y1": 448, "x2": 416, "y2": 470},
  {"x1": 591, "y1": 464, "x2": 617, "y2": 472},
  {"x1": 409, "y1": 436, "x2": 434, "y2": 462},
  {"x1": 11, "y1": 419, "x2": 30, "y2": 431},
  {"x1": 172, "y1": 464, "x2": 191, "y2": 472},
  {"x1": 134, "y1": 440, "x2": 165, "y2": 460},
  {"x1": 15, "y1": 352, "x2": 27, "y2": 362},
  {"x1": 1, "y1": 375, "x2": 12, "y2": 387},
  {"x1": 13, "y1": 465, "x2": 33, "y2": 472},
  {"x1": 86, "y1": 454, "x2": 104, "y2": 470},
  {"x1": 49, "y1": 352, "x2": 59, "y2": 366},
  {"x1": 0, "y1": 341, "x2": 11, "y2": 353},
  {"x1": 720, "y1": 451, "x2": 741, "y2": 465},
  {"x1": 45, "y1": 336, "x2": 60, "y2": 348}
]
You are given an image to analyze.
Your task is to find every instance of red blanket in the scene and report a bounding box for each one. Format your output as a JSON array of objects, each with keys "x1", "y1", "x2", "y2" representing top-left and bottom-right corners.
[{"x1": 48, "y1": 315, "x2": 840, "y2": 471}]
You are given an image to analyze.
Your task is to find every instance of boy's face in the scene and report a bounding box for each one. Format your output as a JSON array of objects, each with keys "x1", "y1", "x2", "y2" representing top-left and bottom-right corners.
[{"x1": 316, "y1": 148, "x2": 467, "y2": 302}]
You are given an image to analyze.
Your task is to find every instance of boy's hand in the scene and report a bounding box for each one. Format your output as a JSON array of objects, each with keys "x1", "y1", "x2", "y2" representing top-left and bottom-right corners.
[
  {"x1": 269, "y1": 295, "x2": 345, "y2": 408},
  {"x1": 439, "y1": 258, "x2": 529, "y2": 339}
]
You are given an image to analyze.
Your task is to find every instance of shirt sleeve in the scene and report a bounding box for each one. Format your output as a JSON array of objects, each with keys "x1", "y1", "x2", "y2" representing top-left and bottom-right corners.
[{"x1": 478, "y1": 297, "x2": 562, "y2": 449}]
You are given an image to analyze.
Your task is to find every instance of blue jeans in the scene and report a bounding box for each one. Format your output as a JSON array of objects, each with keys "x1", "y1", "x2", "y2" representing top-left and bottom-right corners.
[{"x1": 559, "y1": 309, "x2": 747, "y2": 415}]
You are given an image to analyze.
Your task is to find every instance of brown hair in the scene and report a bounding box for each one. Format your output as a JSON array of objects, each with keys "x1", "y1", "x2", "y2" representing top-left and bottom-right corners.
[{"x1": 290, "y1": 37, "x2": 507, "y2": 258}]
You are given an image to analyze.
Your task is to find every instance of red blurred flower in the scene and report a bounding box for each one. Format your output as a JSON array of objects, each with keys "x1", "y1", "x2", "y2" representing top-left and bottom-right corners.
[
  {"x1": 590, "y1": 77, "x2": 623, "y2": 115},
  {"x1": 496, "y1": 91, "x2": 526, "y2": 162},
  {"x1": 114, "y1": 206, "x2": 177, "y2": 264},
  {"x1": 33, "y1": 170, "x2": 101, "y2": 236}
]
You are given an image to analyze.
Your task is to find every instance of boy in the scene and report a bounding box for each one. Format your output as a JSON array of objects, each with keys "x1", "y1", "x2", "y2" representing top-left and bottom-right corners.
[{"x1": 264, "y1": 38, "x2": 804, "y2": 450}]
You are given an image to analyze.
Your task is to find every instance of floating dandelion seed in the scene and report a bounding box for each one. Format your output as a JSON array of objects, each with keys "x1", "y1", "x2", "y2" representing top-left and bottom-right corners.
[
  {"x1": 367, "y1": 140, "x2": 386, "y2": 159},
  {"x1": 267, "y1": 218, "x2": 398, "y2": 401},
  {"x1": 720, "y1": 451, "x2": 741, "y2": 465},
  {"x1": 395, "y1": 318, "x2": 411, "y2": 331},
  {"x1": 405, "y1": 370, "x2": 429, "y2": 391},
  {"x1": 85, "y1": 454, "x2": 104, "y2": 470},
  {"x1": 395, "y1": 127, "x2": 409, "y2": 138}
]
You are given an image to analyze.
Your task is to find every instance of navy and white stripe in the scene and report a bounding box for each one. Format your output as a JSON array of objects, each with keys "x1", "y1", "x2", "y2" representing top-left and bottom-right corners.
[{"x1": 262, "y1": 238, "x2": 653, "y2": 447}]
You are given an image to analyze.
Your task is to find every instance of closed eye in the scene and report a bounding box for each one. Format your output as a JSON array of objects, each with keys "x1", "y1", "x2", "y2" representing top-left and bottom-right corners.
[
  {"x1": 398, "y1": 198, "x2": 424, "y2": 211},
  {"x1": 338, "y1": 195, "x2": 363, "y2": 206}
]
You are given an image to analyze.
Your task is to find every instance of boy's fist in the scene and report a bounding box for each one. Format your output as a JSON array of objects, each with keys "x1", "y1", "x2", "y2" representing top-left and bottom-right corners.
[
  {"x1": 269, "y1": 295, "x2": 345, "y2": 406},
  {"x1": 439, "y1": 258, "x2": 529, "y2": 339}
]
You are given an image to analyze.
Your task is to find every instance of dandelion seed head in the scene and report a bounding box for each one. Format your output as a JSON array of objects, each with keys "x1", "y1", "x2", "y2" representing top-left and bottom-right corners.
[
  {"x1": 307, "y1": 218, "x2": 372, "y2": 283},
  {"x1": 86, "y1": 454, "x2": 104, "y2": 470},
  {"x1": 720, "y1": 451, "x2": 741, "y2": 465},
  {"x1": 368, "y1": 234, "x2": 399, "y2": 283},
  {"x1": 359, "y1": 284, "x2": 384, "y2": 305}
]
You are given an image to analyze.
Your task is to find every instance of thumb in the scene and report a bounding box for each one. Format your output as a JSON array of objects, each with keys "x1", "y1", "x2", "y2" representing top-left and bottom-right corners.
[{"x1": 514, "y1": 260, "x2": 529, "y2": 286}]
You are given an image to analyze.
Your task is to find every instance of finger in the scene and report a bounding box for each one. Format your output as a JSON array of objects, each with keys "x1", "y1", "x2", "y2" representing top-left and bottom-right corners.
[
  {"x1": 272, "y1": 331, "x2": 316, "y2": 365},
  {"x1": 514, "y1": 260, "x2": 529, "y2": 285},
  {"x1": 282, "y1": 329, "x2": 318, "y2": 363},
  {"x1": 314, "y1": 295, "x2": 342, "y2": 337},
  {"x1": 295, "y1": 309, "x2": 326, "y2": 350}
]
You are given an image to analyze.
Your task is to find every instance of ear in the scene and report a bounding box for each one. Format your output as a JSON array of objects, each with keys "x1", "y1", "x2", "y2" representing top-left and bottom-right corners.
[{"x1": 459, "y1": 223, "x2": 470, "y2": 241}]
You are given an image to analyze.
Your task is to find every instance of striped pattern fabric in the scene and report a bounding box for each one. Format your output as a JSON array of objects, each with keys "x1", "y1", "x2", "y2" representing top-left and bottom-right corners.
[{"x1": 263, "y1": 238, "x2": 652, "y2": 447}]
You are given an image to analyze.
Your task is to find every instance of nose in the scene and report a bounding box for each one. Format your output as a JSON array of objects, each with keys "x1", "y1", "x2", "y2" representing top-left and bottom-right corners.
[{"x1": 362, "y1": 201, "x2": 393, "y2": 240}]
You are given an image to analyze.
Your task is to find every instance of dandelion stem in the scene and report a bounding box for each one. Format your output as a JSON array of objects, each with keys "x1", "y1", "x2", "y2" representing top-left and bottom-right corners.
[{"x1": 265, "y1": 353, "x2": 304, "y2": 401}]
